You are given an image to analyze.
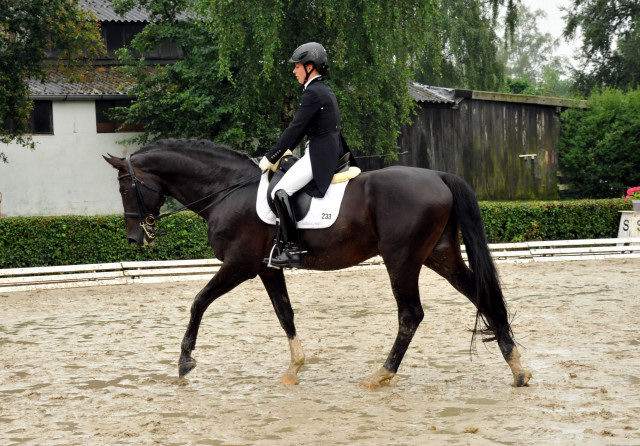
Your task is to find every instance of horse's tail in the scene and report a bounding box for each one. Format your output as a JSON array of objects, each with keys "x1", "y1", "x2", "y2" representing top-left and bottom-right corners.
[{"x1": 440, "y1": 173, "x2": 511, "y2": 346}]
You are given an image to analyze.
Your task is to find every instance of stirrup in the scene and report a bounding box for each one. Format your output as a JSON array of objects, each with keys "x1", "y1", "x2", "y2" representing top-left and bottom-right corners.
[
  {"x1": 269, "y1": 249, "x2": 302, "y2": 268},
  {"x1": 263, "y1": 244, "x2": 281, "y2": 269},
  {"x1": 264, "y1": 245, "x2": 304, "y2": 268}
]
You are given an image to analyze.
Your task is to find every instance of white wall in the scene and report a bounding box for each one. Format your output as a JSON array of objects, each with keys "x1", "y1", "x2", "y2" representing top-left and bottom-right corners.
[{"x1": 0, "y1": 101, "x2": 141, "y2": 217}]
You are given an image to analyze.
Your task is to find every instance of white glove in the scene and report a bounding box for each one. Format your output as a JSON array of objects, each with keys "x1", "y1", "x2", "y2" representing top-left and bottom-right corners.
[{"x1": 259, "y1": 156, "x2": 273, "y2": 172}]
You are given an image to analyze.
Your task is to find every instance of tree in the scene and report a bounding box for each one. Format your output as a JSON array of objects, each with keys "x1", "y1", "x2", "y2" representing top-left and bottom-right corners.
[
  {"x1": 114, "y1": 0, "x2": 441, "y2": 156},
  {"x1": 557, "y1": 88, "x2": 640, "y2": 198},
  {"x1": 114, "y1": 0, "x2": 521, "y2": 156},
  {"x1": 414, "y1": 0, "x2": 506, "y2": 91},
  {"x1": 501, "y1": 5, "x2": 567, "y2": 84},
  {"x1": 0, "y1": 0, "x2": 104, "y2": 161},
  {"x1": 497, "y1": 4, "x2": 574, "y2": 98},
  {"x1": 565, "y1": 0, "x2": 640, "y2": 93}
]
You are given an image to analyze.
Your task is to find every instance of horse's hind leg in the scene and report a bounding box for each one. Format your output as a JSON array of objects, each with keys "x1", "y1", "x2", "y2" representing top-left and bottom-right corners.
[
  {"x1": 259, "y1": 268, "x2": 305, "y2": 385},
  {"x1": 361, "y1": 261, "x2": 424, "y2": 390},
  {"x1": 425, "y1": 243, "x2": 531, "y2": 387}
]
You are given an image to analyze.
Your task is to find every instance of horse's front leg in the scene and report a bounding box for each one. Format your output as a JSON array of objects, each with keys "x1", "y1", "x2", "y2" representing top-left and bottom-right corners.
[
  {"x1": 259, "y1": 268, "x2": 305, "y2": 385},
  {"x1": 179, "y1": 263, "x2": 253, "y2": 378}
]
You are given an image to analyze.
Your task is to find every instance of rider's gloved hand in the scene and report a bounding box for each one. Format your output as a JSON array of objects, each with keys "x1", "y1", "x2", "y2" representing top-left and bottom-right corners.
[{"x1": 259, "y1": 156, "x2": 274, "y2": 172}]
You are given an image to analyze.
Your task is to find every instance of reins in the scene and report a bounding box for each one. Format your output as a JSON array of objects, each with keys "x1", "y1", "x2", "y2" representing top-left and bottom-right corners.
[{"x1": 120, "y1": 155, "x2": 262, "y2": 239}]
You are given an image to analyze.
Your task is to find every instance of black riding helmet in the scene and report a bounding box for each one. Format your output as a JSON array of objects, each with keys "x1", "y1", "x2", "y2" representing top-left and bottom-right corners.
[
  {"x1": 289, "y1": 42, "x2": 327, "y2": 82},
  {"x1": 289, "y1": 42, "x2": 327, "y2": 65}
]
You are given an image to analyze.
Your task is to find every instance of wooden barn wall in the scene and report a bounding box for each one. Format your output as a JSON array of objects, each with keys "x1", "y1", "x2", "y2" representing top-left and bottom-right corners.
[{"x1": 357, "y1": 99, "x2": 561, "y2": 200}]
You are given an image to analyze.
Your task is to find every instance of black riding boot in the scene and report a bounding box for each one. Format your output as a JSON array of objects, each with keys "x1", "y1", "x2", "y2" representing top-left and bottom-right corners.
[{"x1": 264, "y1": 190, "x2": 303, "y2": 268}]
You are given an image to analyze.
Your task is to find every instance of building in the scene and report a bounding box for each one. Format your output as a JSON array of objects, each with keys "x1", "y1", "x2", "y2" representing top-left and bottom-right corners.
[
  {"x1": 358, "y1": 81, "x2": 584, "y2": 201},
  {"x1": 0, "y1": 0, "x2": 175, "y2": 217}
]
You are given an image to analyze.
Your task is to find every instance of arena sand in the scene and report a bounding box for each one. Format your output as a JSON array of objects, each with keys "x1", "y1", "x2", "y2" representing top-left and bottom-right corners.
[{"x1": 1, "y1": 258, "x2": 639, "y2": 445}]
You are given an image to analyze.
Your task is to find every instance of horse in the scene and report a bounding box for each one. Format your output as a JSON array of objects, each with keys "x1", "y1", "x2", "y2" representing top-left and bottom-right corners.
[{"x1": 104, "y1": 138, "x2": 531, "y2": 388}]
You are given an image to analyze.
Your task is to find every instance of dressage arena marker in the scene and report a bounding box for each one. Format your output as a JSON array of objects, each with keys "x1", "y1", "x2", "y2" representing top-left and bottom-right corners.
[{"x1": 2, "y1": 237, "x2": 639, "y2": 293}]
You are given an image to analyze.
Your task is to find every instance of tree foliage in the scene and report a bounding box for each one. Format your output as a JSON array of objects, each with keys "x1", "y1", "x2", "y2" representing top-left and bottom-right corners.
[
  {"x1": 0, "y1": 0, "x2": 104, "y2": 160},
  {"x1": 501, "y1": 5, "x2": 567, "y2": 84},
  {"x1": 414, "y1": 0, "x2": 505, "y2": 91},
  {"x1": 114, "y1": 0, "x2": 441, "y2": 156},
  {"x1": 565, "y1": 0, "x2": 640, "y2": 93},
  {"x1": 114, "y1": 0, "x2": 520, "y2": 156},
  {"x1": 557, "y1": 88, "x2": 640, "y2": 198},
  {"x1": 498, "y1": 4, "x2": 574, "y2": 98}
]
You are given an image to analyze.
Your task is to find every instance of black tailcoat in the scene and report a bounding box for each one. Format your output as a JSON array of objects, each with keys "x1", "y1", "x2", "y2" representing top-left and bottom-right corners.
[{"x1": 266, "y1": 77, "x2": 352, "y2": 198}]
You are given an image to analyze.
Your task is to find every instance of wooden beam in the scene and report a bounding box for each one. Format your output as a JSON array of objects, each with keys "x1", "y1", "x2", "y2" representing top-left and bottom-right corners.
[{"x1": 470, "y1": 90, "x2": 587, "y2": 109}]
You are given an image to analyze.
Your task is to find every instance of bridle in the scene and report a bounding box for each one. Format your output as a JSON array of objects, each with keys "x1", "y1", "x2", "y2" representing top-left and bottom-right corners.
[
  {"x1": 118, "y1": 155, "x2": 262, "y2": 240},
  {"x1": 118, "y1": 156, "x2": 166, "y2": 240}
]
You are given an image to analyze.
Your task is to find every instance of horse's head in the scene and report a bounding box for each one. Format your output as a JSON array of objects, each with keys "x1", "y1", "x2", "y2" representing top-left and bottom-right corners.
[{"x1": 103, "y1": 154, "x2": 166, "y2": 246}]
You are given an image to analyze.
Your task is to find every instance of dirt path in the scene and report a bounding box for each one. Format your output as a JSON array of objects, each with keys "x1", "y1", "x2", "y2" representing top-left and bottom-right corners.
[{"x1": 1, "y1": 258, "x2": 639, "y2": 445}]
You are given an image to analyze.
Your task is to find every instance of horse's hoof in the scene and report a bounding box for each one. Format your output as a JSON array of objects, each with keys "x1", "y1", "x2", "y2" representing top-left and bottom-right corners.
[
  {"x1": 179, "y1": 359, "x2": 197, "y2": 378},
  {"x1": 359, "y1": 379, "x2": 379, "y2": 391},
  {"x1": 359, "y1": 377, "x2": 392, "y2": 390},
  {"x1": 279, "y1": 374, "x2": 299, "y2": 386},
  {"x1": 513, "y1": 370, "x2": 532, "y2": 387},
  {"x1": 360, "y1": 368, "x2": 395, "y2": 390}
]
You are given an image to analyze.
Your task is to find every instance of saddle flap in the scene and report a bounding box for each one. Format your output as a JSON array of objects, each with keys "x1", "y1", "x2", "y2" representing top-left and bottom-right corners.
[{"x1": 267, "y1": 169, "x2": 313, "y2": 220}]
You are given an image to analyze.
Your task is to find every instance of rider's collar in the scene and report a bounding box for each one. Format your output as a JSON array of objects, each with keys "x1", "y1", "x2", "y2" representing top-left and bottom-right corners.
[{"x1": 304, "y1": 75, "x2": 322, "y2": 90}]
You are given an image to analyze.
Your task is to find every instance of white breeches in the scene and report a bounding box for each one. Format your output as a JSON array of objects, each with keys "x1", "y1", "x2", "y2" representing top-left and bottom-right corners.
[{"x1": 271, "y1": 148, "x2": 314, "y2": 199}]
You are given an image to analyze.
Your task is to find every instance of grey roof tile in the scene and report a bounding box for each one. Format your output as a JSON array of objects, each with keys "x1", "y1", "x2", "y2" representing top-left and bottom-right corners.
[
  {"x1": 408, "y1": 80, "x2": 457, "y2": 104},
  {"x1": 79, "y1": 0, "x2": 151, "y2": 22},
  {"x1": 29, "y1": 68, "x2": 135, "y2": 97}
]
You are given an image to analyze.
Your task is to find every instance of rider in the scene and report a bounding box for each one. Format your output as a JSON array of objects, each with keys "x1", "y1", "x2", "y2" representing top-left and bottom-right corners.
[{"x1": 259, "y1": 42, "x2": 352, "y2": 268}]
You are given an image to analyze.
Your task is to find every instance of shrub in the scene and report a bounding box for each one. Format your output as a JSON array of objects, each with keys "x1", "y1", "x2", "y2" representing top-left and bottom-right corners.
[
  {"x1": 0, "y1": 213, "x2": 213, "y2": 268},
  {"x1": 558, "y1": 88, "x2": 640, "y2": 198},
  {"x1": 479, "y1": 199, "x2": 628, "y2": 243}
]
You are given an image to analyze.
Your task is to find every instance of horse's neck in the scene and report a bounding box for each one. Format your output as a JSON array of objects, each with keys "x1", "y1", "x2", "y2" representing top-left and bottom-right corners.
[{"x1": 150, "y1": 152, "x2": 255, "y2": 216}]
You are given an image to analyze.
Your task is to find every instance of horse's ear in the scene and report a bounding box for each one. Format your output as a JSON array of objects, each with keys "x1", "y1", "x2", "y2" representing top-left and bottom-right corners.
[{"x1": 103, "y1": 154, "x2": 124, "y2": 170}]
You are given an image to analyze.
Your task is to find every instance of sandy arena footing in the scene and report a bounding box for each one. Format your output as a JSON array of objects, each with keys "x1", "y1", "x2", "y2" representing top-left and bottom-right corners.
[{"x1": 1, "y1": 258, "x2": 639, "y2": 445}]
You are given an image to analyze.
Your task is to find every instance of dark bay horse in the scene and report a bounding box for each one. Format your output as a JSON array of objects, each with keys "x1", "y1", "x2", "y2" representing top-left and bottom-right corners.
[{"x1": 104, "y1": 139, "x2": 531, "y2": 388}]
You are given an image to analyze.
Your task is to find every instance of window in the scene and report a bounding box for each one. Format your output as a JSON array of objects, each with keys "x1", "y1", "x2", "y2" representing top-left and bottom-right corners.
[
  {"x1": 104, "y1": 22, "x2": 145, "y2": 57},
  {"x1": 101, "y1": 22, "x2": 182, "y2": 60},
  {"x1": 3, "y1": 101, "x2": 53, "y2": 134},
  {"x1": 95, "y1": 100, "x2": 144, "y2": 133},
  {"x1": 29, "y1": 101, "x2": 54, "y2": 134}
]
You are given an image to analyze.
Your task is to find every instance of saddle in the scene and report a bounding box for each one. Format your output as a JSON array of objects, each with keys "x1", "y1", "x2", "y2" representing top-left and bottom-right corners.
[{"x1": 266, "y1": 152, "x2": 354, "y2": 221}]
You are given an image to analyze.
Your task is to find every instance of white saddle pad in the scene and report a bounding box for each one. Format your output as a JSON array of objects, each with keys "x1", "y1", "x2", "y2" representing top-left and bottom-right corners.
[{"x1": 256, "y1": 172, "x2": 349, "y2": 229}]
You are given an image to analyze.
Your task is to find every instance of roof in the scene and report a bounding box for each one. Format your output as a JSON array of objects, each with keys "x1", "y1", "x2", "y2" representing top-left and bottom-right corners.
[
  {"x1": 78, "y1": 0, "x2": 191, "y2": 22},
  {"x1": 408, "y1": 81, "x2": 459, "y2": 104},
  {"x1": 29, "y1": 68, "x2": 135, "y2": 99},
  {"x1": 79, "y1": 0, "x2": 152, "y2": 22},
  {"x1": 30, "y1": 71, "x2": 585, "y2": 109}
]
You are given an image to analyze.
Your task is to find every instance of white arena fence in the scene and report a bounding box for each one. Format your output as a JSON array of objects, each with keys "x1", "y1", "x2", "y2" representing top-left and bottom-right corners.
[{"x1": 1, "y1": 238, "x2": 640, "y2": 293}]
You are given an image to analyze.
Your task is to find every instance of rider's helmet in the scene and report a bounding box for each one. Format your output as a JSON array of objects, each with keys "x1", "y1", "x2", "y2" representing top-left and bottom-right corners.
[{"x1": 289, "y1": 42, "x2": 327, "y2": 66}]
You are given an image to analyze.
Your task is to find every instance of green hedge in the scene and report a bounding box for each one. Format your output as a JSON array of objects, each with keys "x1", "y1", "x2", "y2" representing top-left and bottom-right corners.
[
  {"x1": 0, "y1": 213, "x2": 213, "y2": 268},
  {"x1": 480, "y1": 199, "x2": 629, "y2": 243},
  {"x1": 0, "y1": 199, "x2": 633, "y2": 268}
]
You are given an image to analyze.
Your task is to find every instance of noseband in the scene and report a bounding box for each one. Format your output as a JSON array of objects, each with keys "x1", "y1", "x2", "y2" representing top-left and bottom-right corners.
[{"x1": 118, "y1": 156, "x2": 166, "y2": 240}]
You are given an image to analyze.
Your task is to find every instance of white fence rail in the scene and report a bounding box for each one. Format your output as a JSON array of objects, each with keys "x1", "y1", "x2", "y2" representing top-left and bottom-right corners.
[{"x1": 2, "y1": 238, "x2": 639, "y2": 293}]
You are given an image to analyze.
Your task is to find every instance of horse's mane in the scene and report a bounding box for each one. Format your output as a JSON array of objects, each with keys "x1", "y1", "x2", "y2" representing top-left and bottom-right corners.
[{"x1": 134, "y1": 139, "x2": 255, "y2": 166}]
